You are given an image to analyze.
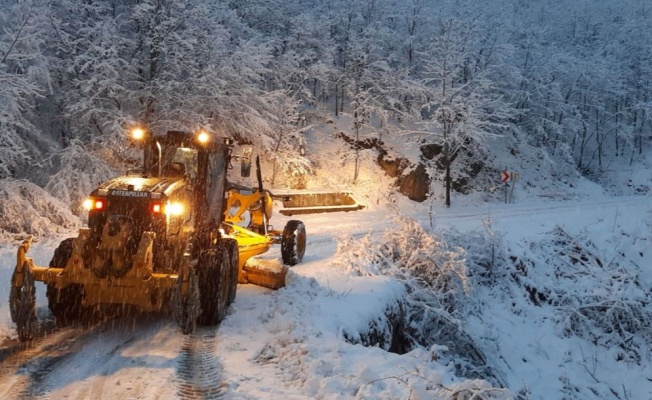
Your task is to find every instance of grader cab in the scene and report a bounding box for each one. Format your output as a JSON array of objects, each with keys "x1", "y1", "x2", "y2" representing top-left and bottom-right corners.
[{"x1": 9, "y1": 129, "x2": 306, "y2": 341}]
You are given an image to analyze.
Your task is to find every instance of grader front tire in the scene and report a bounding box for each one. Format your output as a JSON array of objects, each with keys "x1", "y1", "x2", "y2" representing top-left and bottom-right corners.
[
  {"x1": 223, "y1": 239, "x2": 239, "y2": 305},
  {"x1": 47, "y1": 238, "x2": 85, "y2": 323},
  {"x1": 10, "y1": 262, "x2": 36, "y2": 342},
  {"x1": 173, "y1": 264, "x2": 201, "y2": 335},
  {"x1": 281, "y1": 220, "x2": 306, "y2": 266},
  {"x1": 197, "y1": 246, "x2": 228, "y2": 326}
]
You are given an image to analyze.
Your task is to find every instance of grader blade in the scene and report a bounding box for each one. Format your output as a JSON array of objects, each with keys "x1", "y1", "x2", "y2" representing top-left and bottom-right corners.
[
  {"x1": 241, "y1": 265, "x2": 287, "y2": 290},
  {"x1": 272, "y1": 191, "x2": 365, "y2": 216}
]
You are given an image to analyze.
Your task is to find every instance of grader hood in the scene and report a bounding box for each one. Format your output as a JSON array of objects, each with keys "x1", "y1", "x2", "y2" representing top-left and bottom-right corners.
[{"x1": 272, "y1": 190, "x2": 365, "y2": 216}]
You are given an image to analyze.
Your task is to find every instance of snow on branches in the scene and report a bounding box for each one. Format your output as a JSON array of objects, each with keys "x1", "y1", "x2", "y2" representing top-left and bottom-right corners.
[
  {"x1": 44, "y1": 140, "x2": 117, "y2": 216},
  {"x1": 0, "y1": 179, "x2": 79, "y2": 241},
  {"x1": 522, "y1": 226, "x2": 652, "y2": 363},
  {"x1": 332, "y1": 215, "x2": 507, "y2": 386},
  {"x1": 333, "y1": 215, "x2": 470, "y2": 311}
]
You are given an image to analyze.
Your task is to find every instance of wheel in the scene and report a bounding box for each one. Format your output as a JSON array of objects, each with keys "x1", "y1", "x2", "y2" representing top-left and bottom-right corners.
[
  {"x1": 47, "y1": 238, "x2": 85, "y2": 322},
  {"x1": 10, "y1": 262, "x2": 36, "y2": 341},
  {"x1": 196, "y1": 246, "x2": 228, "y2": 326},
  {"x1": 50, "y1": 238, "x2": 74, "y2": 268},
  {"x1": 172, "y1": 263, "x2": 201, "y2": 335},
  {"x1": 223, "y1": 239, "x2": 239, "y2": 305},
  {"x1": 281, "y1": 220, "x2": 306, "y2": 266},
  {"x1": 47, "y1": 284, "x2": 85, "y2": 323}
]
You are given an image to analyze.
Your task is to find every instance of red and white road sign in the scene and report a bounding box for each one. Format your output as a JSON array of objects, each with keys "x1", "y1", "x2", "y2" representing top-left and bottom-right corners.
[{"x1": 501, "y1": 171, "x2": 510, "y2": 183}]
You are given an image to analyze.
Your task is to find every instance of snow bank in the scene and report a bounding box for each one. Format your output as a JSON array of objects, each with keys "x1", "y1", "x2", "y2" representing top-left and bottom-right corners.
[
  {"x1": 0, "y1": 179, "x2": 80, "y2": 242},
  {"x1": 447, "y1": 216, "x2": 652, "y2": 400}
]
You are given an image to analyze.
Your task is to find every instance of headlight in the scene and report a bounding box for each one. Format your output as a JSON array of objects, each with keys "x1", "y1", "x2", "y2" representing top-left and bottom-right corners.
[
  {"x1": 83, "y1": 198, "x2": 105, "y2": 211},
  {"x1": 166, "y1": 202, "x2": 185, "y2": 216}
]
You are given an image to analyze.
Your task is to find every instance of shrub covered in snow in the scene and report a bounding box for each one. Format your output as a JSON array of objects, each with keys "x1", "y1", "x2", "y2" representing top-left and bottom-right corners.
[
  {"x1": 523, "y1": 226, "x2": 652, "y2": 363},
  {"x1": 0, "y1": 179, "x2": 80, "y2": 242},
  {"x1": 333, "y1": 215, "x2": 469, "y2": 314},
  {"x1": 442, "y1": 219, "x2": 509, "y2": 288},
  {"x1": 336, "y1": 216, "x2": 469, "y2": 296},
  {"x1": 332, "y1": 215, "x2": 506, "y2": 386}
]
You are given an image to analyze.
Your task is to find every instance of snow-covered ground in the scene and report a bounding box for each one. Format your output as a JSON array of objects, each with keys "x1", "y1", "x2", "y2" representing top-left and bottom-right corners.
[{"x1": 0, "y1": 187, "x2": 650, "y2": 399}]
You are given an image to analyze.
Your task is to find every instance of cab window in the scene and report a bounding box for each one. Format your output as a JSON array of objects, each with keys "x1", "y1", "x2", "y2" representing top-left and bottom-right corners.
[{"x1": 161, "y1": 147, "x2": 198, "y2": 179}]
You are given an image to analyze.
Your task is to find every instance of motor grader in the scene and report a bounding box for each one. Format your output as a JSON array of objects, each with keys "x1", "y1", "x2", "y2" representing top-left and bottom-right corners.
[{"x1": 10, "y1": 129, "x2": 306, "y2": 341}]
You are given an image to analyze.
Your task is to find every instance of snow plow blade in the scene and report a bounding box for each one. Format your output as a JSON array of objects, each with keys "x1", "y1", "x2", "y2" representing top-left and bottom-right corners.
[
  {"x1": 272, "y1": 191, "x2": 365, "y2": 216},
  {"x1": 241, "y1": 265, "x2": 288, "y2": 290}
]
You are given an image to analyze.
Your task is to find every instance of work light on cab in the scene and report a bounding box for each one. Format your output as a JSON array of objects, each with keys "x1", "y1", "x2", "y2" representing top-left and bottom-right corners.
[
  {"x1": 132, "y1": 128, "x2": 145, "y2": 140},
  {"x1": 197, "y1": 131, "x2": 210, "y2": 144}
]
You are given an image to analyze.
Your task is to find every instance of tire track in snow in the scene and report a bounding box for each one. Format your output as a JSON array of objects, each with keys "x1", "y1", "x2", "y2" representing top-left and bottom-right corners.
[
  {"x1": 0, "y1": 319, "x2": 111, "y2": 400},
  {"x1": 176, "y1": 326, "x2": 228, "y2": 399}
]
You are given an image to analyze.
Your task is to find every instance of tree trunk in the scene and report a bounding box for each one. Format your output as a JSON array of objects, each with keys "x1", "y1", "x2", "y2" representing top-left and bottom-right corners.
[
  {"x1": 353, "y1": 113, "x2": 360, "y2": 183},
  {"x1": 444, "y1": 141, "x2": 451, "y2": 207},
  {"x1": 335, "y1": 84, "x2": 339, "y2": 117},
  {"x1": 445, "y1": 158, "x2": 451, "y2": 208}
]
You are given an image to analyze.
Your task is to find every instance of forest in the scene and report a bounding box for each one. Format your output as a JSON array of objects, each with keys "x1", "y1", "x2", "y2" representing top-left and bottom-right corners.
[{"x1": 1, "y1": 0, "x2": 651, "y2": 216}]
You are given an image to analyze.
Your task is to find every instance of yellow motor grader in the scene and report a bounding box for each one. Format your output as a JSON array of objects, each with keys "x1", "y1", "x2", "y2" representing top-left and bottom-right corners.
[{"x1": 9, "y1": 129, "x2": 306, "y2": 341}]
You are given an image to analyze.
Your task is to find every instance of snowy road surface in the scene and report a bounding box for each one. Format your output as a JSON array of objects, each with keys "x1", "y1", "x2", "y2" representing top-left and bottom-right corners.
[{"x1": 0, "y1": 193, "x2": 650, "y2": 399}]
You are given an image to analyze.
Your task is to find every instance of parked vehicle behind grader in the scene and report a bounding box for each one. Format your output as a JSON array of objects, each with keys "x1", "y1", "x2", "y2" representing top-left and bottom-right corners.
[{"x1": 10, "y1": 128, "x2": 308, "y2": 340}]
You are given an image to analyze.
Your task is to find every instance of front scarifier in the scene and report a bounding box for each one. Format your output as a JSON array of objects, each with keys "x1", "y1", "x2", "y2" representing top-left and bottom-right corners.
[{"x1": 9, "y1": 129, "x2": 308, "y2": 340}]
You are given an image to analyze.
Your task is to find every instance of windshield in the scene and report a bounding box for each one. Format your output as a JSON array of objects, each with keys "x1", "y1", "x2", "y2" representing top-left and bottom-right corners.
[{"x1": 160, "y1": 147, "x2": 198, "y2": 179}]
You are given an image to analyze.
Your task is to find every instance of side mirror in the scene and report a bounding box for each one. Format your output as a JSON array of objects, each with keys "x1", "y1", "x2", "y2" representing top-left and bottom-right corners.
[{"x1": 240, "y1": 145, "x2": 253, "y2": 177}]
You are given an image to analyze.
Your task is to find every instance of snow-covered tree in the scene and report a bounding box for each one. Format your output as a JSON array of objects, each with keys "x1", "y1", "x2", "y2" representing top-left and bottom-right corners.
[
  {"x1": 421, "y1": 15, "x2": 516, "y2": 207},
  {"x1": 0, "y1": 0, "x2": 53, "y2": 179},
  {"x1": 46, "y1": 0, "x2": 275, "y2": 144},
  {"x1": 264, "y1": 88, "x2": 311, "y2": 187}
]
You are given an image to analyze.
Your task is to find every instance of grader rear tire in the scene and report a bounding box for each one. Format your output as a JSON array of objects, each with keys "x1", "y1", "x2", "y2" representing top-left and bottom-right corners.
[
  {"x1": 47, "y1": 284, "x2": 85, "y2": 323},
  {"x1": 49, "y1": 238, "x2": 74, "y2": 268}
]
